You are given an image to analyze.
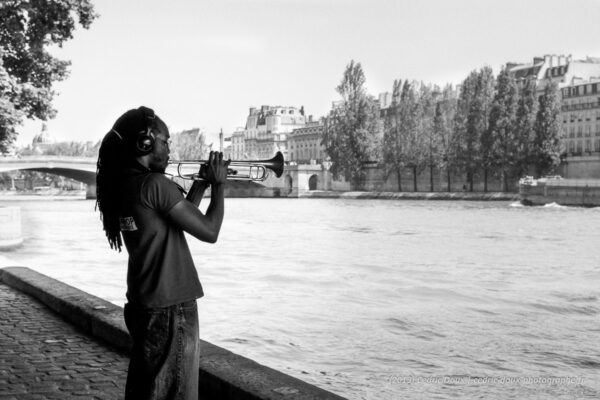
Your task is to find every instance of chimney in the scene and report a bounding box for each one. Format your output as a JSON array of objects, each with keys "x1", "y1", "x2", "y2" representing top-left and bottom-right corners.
[{"x1": 544, "y1": 55, "x2": 551, "y2": 66}]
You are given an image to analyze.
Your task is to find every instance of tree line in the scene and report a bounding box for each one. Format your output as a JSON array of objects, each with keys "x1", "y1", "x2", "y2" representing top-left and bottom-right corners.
[
  {"x1": 14, "y1": 129, "x2": 207, "y2": 160},
  {"x1": 322, "y1": 61, "x2": 563, "y2": 192}
]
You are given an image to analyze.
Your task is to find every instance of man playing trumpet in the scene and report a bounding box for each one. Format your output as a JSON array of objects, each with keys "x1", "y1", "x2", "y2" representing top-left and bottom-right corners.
[{"x1": 96, "y1": 106, "x2": 228, "y2": 399}]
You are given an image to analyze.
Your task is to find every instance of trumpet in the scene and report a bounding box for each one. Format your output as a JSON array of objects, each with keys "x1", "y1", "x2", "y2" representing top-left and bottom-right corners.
[{"x1": 168, "y1": 151, "x2": 284, "y2": 182}]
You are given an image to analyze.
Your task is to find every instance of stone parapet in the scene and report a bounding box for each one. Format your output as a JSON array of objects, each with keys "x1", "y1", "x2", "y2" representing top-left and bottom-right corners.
[{"x1": 0, "y1": 267, "x2": 347, "y2": 400}]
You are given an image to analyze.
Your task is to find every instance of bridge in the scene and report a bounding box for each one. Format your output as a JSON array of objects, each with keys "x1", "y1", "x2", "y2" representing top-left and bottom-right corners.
[
  {"x1": 0, "y1": 156, "x2": 98, "y2": 198},
  {"x1": 0, "y1": 156, "x2": 335, "y2": 199}
]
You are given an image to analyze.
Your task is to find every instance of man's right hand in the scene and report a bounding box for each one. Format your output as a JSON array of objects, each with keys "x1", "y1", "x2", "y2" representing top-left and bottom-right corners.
[{"x1": 200, "y1": 151, "x2": 229, "y2": 185}]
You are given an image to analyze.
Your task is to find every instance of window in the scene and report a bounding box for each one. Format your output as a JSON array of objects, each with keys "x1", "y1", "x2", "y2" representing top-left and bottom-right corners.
[
  {"x1": 585, "y1": 139, "x2": 592, "y2": 152},
  {"x1": 596, "y1": 139, "x2": 600, "y2": 152},
  {"x1": 570, "y1": 127, "x2": 575, "y2": 138},
  {"x1": 586, "y1": 126, "x2": 592, "y2": 137},
  {"x1": 577, "y1": 141, "x2": 583, "y2": 153},
  {"x1": 577, "y1": 126, "x2": 583, "y2": 137}
]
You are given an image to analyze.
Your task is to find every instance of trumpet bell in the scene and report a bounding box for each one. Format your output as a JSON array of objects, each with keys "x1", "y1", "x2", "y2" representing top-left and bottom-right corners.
[{"x1": 268, "y1": 151, "x2": 284, "y2": 178}]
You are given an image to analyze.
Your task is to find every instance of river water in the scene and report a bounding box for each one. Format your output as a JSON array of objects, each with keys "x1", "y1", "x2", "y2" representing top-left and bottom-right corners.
[{"x1": 0, "y1": 198, "x2": 599, "y2": 399}]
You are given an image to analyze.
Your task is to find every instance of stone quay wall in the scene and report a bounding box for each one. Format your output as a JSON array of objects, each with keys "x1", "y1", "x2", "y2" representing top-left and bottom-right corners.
[{"x1": 0, "y1": 267, "x2": 346, "y2": 400}]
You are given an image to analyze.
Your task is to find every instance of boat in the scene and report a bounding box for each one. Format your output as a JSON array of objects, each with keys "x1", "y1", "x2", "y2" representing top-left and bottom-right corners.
[{"x1": 519, "y1": 175, "x2": 600, "y2": 207}]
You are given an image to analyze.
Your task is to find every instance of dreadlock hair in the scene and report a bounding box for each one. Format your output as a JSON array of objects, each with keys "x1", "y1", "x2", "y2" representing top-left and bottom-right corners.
[{"x1": 96, "y1": 106, "x2": 160, "y2": 251}]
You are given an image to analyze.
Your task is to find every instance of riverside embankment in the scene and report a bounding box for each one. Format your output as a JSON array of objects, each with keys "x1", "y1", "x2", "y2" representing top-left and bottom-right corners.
[
  {"x1": 0, "y1": 266, "x2": 346, "y2": 400},
  {"x1": 296, "y1": 190, "x2": 518, "y2": 201}
]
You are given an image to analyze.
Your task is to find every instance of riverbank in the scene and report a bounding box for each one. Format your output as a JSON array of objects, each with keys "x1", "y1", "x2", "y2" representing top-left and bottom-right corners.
[
  {"x1": 0, "y1": 266, "x2": 346, "y2": 400},
  {"x1": 0, "y1": 190, "x2": 86, "y2": 201},
  {"x1": 297, "y1": 190, "x2": 518, "y2": 201},
  {"x1": 0, "y1": 189, "x2": 518, "y2": 202}
]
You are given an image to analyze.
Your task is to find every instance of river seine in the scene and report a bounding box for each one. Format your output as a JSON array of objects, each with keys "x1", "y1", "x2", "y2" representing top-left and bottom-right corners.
[{"x1": 1, "y1": 198, "x2": 599, "y2": 399}]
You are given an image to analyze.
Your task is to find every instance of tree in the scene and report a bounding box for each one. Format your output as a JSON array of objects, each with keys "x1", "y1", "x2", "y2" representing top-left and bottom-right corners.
[
  {"x1": 454, "y1": 71, "x2": 478, "y2": 191},
  {"x1": 454, "y1": 67, "x2": 495, "y2": 192},
  {"x1": 382, "y1": 79, "x2": 426, "y2": 192},
  {"x1": 170, "y1": 128, "x2": 208, "y2": 160},
  {"x1": 473, "y1": 67, "x2": 495, "y2": 192},
  {"x1": 489, "y1": 67, "x2": 519, "y2": 191},
  {"x1": 382, "y1": 79, "x2": 405, "y2": 191},
  {"x1": 409, "y1": 82, "x2": 433, "y2": 191},
  {"x1": 322, "y1": 60, "x2": 380, "y2": 189},
  {"x1": 433, "y1": 84, "x2": 458, "y2": 191},
  {"x1": 0, "y1": 0, "x2": 97, "y2": 153},
  {"x1": 533, "y1": 80, "x2": 562, "y2": 176},
  {"x1": 514, "y1": 78, "x2": 538, "y2": 178}
]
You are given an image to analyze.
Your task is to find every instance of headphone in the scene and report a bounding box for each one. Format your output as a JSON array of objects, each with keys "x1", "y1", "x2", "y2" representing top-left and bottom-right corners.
[{"x1": 135, "y1": 107, "x2": 156, "y2": 156}]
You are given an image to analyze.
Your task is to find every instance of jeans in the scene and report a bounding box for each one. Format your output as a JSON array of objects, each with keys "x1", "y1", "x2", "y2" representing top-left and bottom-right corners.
[{"x1": 124, "y1": 300, "x2": 200, "y2": 400}]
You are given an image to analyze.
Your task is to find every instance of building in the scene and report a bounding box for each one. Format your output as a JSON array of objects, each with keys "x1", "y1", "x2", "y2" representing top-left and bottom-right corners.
[
  {"x1": 507, "y1": 54, "x2": 600, "y2": 90},
  {"x1": 287, "y1": 117, "x2": 326, "y2": 164},
  {"x1": 30, "y1": 123, "x2": 54, "y2": 155},
  {"x1": 378, "y1": 92, "x2": 393, "y2": 110},
  {"x1": 222, "y1": 136, "x2": 232, "y2": 160},
  {"x1": 560, "y1": 79, "x2": 600, "y2": 157},
  {"x1": 229, "y1": 128, "x2": 246, "y2": 160},
  {"x1": 498, "y1": 55, "x2": 600, "y2": 177},
  {"x1": 230, "y1": 105, "x2": 307, "y2": 160}
]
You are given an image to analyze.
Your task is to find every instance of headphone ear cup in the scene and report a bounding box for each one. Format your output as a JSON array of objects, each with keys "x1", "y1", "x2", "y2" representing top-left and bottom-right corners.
[{"x1": 136, "y1": 132, "x2": 155, "y2": 155}]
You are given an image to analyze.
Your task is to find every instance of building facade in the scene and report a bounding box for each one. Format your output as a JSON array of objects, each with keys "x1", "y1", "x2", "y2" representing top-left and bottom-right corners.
[
  {"x1": 230, "y1": 105, "x2": 307, "y2": 160},
  {"x1": 287, "y1": 118, "x2": 326, "y2": 164},
  {"x1": 506, "y1": 55, "x2": 600, "y2": 177},
  {"x1": 560, "y1": 79, "x2": 600, "y2": 156},
  {"x1": 507, "y1": 54, "x2": 600, "y2": 89}
]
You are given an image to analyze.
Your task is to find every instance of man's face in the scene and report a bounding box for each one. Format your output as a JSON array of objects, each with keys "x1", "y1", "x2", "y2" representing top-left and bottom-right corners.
[{"x1": 148, "y1": 126, "x2": 170, "y2": 172}]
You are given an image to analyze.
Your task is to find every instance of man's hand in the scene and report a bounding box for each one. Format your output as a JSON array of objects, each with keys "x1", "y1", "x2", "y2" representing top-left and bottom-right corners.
[{"x1": 200, "y1": 151, "x2": 229, "y2": 185}]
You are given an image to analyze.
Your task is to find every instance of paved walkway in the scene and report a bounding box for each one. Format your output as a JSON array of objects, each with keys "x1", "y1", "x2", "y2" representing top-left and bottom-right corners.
[{"x1": 0, "y1": 282, "x2": 128, "y2": 400}]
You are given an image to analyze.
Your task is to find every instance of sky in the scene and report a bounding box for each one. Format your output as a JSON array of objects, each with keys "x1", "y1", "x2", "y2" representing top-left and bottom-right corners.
[{"x1": 16, "y1": 0, "x2": 600, "y2": 147}]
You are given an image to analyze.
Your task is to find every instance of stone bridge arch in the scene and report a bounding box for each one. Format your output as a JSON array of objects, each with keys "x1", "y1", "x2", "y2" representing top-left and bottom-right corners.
[
  {"x1": 0, "y1": 157, "x2": 98, "y2": 198},
  {"x1": 279, "y1": 164, "x2": 329, "y2": 196}
]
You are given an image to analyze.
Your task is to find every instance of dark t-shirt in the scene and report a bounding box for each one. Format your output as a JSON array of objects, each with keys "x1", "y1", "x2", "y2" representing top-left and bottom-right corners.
[{"x1": 119, "y1": 166, "x2": 203, "y2": 307}]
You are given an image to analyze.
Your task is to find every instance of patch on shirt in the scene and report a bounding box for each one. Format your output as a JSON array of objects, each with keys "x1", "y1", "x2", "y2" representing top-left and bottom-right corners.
[{"x1": 119, "y1": 216, "x2": 138, "y2": 231}]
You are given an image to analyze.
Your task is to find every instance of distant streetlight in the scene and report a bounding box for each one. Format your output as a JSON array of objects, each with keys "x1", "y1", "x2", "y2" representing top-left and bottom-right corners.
[{"x1": 322, "y1": 158, "x2": 332, "y2": 191}]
